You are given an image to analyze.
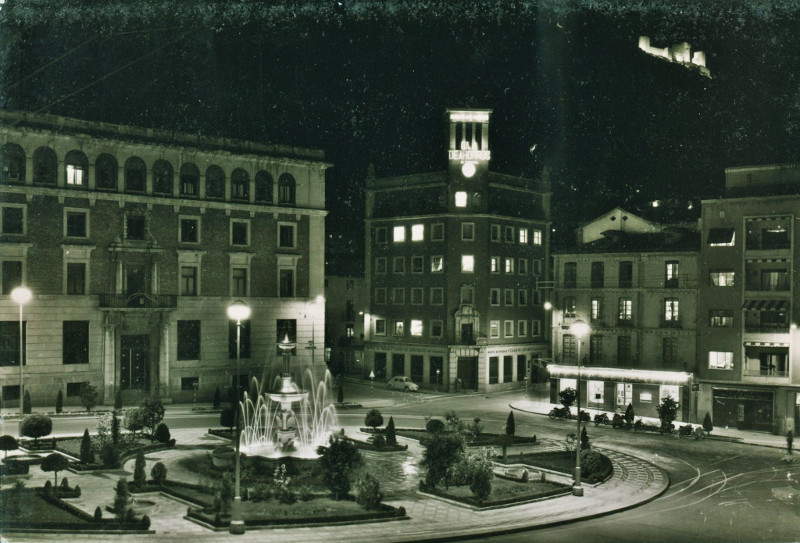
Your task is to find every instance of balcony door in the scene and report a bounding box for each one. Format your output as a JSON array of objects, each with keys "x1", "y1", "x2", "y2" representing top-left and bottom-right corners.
[
  {"x1": 125, "y1": 264, "x2": 149, "y2": 307},
  {"x1": 121, "y1": 335, "x2": 149, "y2": 391}
]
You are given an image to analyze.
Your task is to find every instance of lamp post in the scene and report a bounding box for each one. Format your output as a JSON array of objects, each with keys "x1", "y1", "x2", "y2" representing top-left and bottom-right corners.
[
  {"x1": 570, "y1": 319, "x2": 590, "y2": 497},
  {"x1": 227, "y1": 300, "x2": 250, "y2": 535},
  {"x1": 436, "y1": 368, "x2": 440, "y2": 392},
  {"x1": 369, "y1": 370, "x2": 375, "y2": 395},
  {"x1": 11, "y1": 287, "x2": 32, "y2": 427}
]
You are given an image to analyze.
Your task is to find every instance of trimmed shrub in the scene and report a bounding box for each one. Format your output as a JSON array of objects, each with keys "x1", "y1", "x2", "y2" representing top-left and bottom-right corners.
[
  {"x1": 220, "y1": 407, "x2": 235, "y2": 430},
  {"x1": 74, "y1": 485, "x2": 81, "y2": 497},
  {"x1": 372, "y1": 434, "x2": 386, "y2": 448},
  {"x1": 138, "y1": 396, "x2": 165, "y2": 441},
  {"x1": 133, "y1": 450, "x2": 146, "y2": 488},
  {"x1": 56, "y1": 390, "x2": 63, "y2": 414},
  {"x1": 422, "y1": 434, "x2": 464, "y2": 488},
  {"x1": 426, "y1": 418, "x2": 445, "y2": 434},
  {"x1": 0, "y1": 434, "x2": 19, "y2": 458},
  {"x1": 61, "y1": 476, "x2": 69, "y2": 489},
  {"x1": 272, "y1": 464, "x2": 296, "y2": 504},
  {"x1": 154, "y1": 422, "x2": 171, "y2": 444},
  {"x1": 100, "y1": 442, "x2": 121, "y2": 468},
  {"x1": 580, "y1": 449, "x2": 604, "y2": 476},
  {"x1": 656, "y1": 396, "x2": 679, "y2": 433},
  {"x1": 213, "y1": 387, "x2": 221, "y2": 409},
  {"x1": 470, "y1": 464, "x2": 493, "y2": 501},
  {"x1": 20, "y1": 414, "x2": 53, "y2": 445},
  {"x1": 364, "y1": 408, "x2": 383, "y2": 430},
  {"x1": 44, "y1": 480, "x2": 53, "y2": 494},
  {"x1": 41, "y1": 452, "x2": 69, "y2": 488},
  {"x1": 316, "y1": 436, "x2": 364, "y2": 500},
  {"x1": 23, "y1": 390, "x2": 31, "y2": 414},
  {"x1": 251, "y1": 482, "x2": 271, "y2": 502},
  {"x1": 505, "y1": 411, "x2": 515, "y2": 436},
  {"x1": 114, "y1": 479, "x2": 130, "y2": 522},
  {"x1": 151, "y1": 461, "x2": 167, "y2": 485},
  {"x1": 559, "y1": 388, "x2": 577, "y2": 410},
  {"x1": 385, "y1": 416, "x2": 397, "y2": 447},
  {"x1": 80, "y1": 428, "x2": 94, "y2": 464},
  {"x1": 580, "y1": 426, "x2": 590, "y2": 450},
  {"x1": 94, "y1": 506, "x2": 103, "y2": 521},
  {"x1": 125, "y1": 408, "x2": 145, "y2": 437},
  {"x1": 624, "y1": 403, "x2": 635, "y2": 425},
  {"x1": 79, "y1": 382, "x2": 98, "y2": 413},
  {"x1": 703, "y1": 412, "x2": 714, "y2": 434},
  {"x1": 354, "y1": 472, "x2": 383, "y2": 509},
  {"x1": 298, "y1": 485, "x2": 314, "y2": 501},
  {"x1": 141, "y1": 514, "x2": 151, "y2": 529}
]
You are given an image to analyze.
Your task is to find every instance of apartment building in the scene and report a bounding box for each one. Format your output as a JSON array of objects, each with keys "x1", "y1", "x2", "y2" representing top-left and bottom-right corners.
[
  {"x1": 363, "y1": 109, "x2": 551, "y2": 392},
  {"x1": 549, "y1": 208, "x2": 699, "y2": 420},
  {"x1": 0, "y1": 110, "x2": 329, "y2": 408},
  {"x1": 324, "y1": 275, "x2": 367, "y2": 376},
  {"x1": 697, "y1": 164, "x2": 800, "y2": 434}
]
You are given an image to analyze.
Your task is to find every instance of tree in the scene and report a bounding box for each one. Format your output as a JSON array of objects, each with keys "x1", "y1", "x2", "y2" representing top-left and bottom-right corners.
[
  {"x1": 703, "y1": 412, "x2": 714, "y2": 434},
  {"x1": 220, "y1": 407, "x2": 235, "y2": 430},
  {"x1": 468, "y1": 449, "x2": 494, "y2": 502},
  {"x1": 114, "y1": 478, "x2": 130, "y2": 522},
  {"x1": 133, "y1": 450, "x2": 146, "y2": 488},
  {"x1": 79, "y1": 382, "x2": 98, "y2": 413},
  {"x1": 125, "y1": 408, "x2": 145, "y2": 437},
  {"x1": 55, "y1": 390, "x2": 63, "y2": 414},
  {"x1": 426, "y1": 418, "x2": 445, "y2": 434},
  {"x1": 316, "y1": 436, "x2": 363, "y2": 500},
  {"x1": 79, "y1": 428, "x2": 94, "y2": 464},
  {"x1": 20, "y1": 414, "x2": 52, "y2": 446},
  {"x1": 111, "y1": 412, "x2": 121, "y2": 446},
  {"x1": 421, "y1": 434, "x2": 464, "y2": 488},
  {"x1": 151, "y1": 461, "x2": 167, "y2": 485},
  {"x1": 154, "y1": 422, "x2": 171, "y2": 444},
  {"x1": 354, "y1": 472, "x2": 383, "y2": 509},
  {"x1": 505, "y1": 411, "x2": 515, "y2": 437},
  {"x1": 23, "y1": 389, "x2": 31, "y2": 414},
  {"x1": 41, "y1": 452, "x2": 70, "y2": 488},
  {"x1": 559, "y1": 388, "x2": 577, "y2": 413},
  {"x1": 0, "y1": 434, "x2": 19, "y2": 458},
  {"x1": 624, "y1": 403, "x2": 635, "y2": 426},
  {"x1": 444, "y1": 410, "x2": 465, "y2": 434},
  {"x1": 364, "y1": 408, "x2": 383, "y2": 431},
  {"x1": 114, "y1": 389, "x2": 123, "y2": 411},
  {"x1": 138, "y1": 396, "x2": 165, "y2": 441},
  {"x1": 656, "y1": 396, "x2": 679, "y2": 433},
  {"x1": 385, "y1": 416, "x2": 397, "y2": 447},
  {"x1": 213, "y1": 387, "x2": 221, "y2": 409},
  {"x1": 494, "y1": 433, "x2": 514, "y2": 461},
  {"x1": 581, "y1": 425, "x2": 590, "y2": 450}
]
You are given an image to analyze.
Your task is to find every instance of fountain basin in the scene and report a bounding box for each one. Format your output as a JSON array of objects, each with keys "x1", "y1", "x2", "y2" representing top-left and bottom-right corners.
[{"x1": 211, "y1": 447, "x2": 235, "y2": 469}]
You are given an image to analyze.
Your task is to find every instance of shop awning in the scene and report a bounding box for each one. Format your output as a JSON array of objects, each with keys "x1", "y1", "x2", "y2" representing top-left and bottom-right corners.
[
  {"x1": 707, "y1": 228, "x2": 735, "y2": 245},
  {"x1": 741, "y1": 299, "x2": 787, "y2": 311},
  {"x1": 546, "y1": 365, "x2": 692, "y2": 385}
]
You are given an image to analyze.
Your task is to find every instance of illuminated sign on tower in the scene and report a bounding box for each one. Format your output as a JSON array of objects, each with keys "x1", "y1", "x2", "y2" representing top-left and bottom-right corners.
[{"x1": 447, "y1": 109, "x2": 491, "y2": 178}]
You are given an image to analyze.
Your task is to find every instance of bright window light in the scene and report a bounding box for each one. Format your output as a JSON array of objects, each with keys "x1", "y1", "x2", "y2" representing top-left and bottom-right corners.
[
  {"x1": 461, "y1": 255, "x2": 474, "y2": 272},
  {"x1": 455, "y1": 192, "x2": 468, "y2": 207},
  {"x1": 393, "y1": 226, "x2": 406, "y2": 242},
  {"x1": 411, "y1": 224, "x2": 424, "y2": 241},
  {"x1": 411, "y1": 320, "x2": 423, "y2": 336}
]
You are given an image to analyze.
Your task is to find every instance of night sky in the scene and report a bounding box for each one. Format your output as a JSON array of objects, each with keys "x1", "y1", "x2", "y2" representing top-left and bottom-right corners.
[{"x1": 2, "y1": 0, "x2": 799, "y2": 273}]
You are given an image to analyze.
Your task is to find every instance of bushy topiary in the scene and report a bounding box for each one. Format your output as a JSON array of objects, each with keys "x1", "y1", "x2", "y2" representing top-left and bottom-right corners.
[
  {"x1": 505, "y1": 411, "x2": 515, "y2": 436},
  {"x1": 133, "y1": 450, "x2": 146, "y2": 488},
  {"x1": 354, "y1": 472, "x2": 383, "y2": 509},
  {"x1": 470, "y1": 464, "x2": 492, "y2": 501},
  {"x1": 154, "y1": 422, "x2": 171, "y2": 444},
  {"x1": 580, "y1": 449, "x2": 604, "y2": 477},
  {"x1": 20, "y1": 414, "x2": 52, "y2": 445},
  {"x1": 141, "y1": 514, "x2": 151, "y2": 529},
  {"x1": 56, "y1": 390, "x2": 63, "y2": 414},
  {"x1": 580, "y1": 426, "x2": 590, "y2": 450},
  {"x1": 40, "y1": 452, "x2": 69, "y2": 487},
  {"x1": 151, "y1": 461, "x2": 167, "y2": 485},
  {"x1": 80, "y1": 428, "x2": 94, "y2": 464},
  {"x1": 656, "y1": 396, "x2": 679, "y2": 433},
  {"x1": 73, "y1": 485, "x2": 81, "y2": 497},
  {"x1": 372, "y1": 434, "x2": 386, "y2": 448},
  {"x1": 316, "y1": 436, "x2": 364, "y2": 500},
  {"x1": 114, "y1": 479, "x2": 130, "y2": 522},
  {"x1": 703, "y1": 412, "x2": 714, "y2": 434},
  {"x1": 364, "y1": 408, "x2": 383, "y2": 431},
  {"x1": 61, "y1": 476, "x2": 69, "y2": 489},
  {"x1": 426, "y1": 418, "x2": 445, "y2": 434},
  {"x1": 0, "y1": 434, "x2": 19, "y2": 458},
  {"x1": 94, "y1": 506, "x2": 103, "y2": 520},
  {"x1": 100, "y1": 442, "x2": 121, "y2": 468}
]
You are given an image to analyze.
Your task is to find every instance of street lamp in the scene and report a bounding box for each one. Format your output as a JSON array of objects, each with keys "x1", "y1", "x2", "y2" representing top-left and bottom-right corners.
[
  {"x1": 570, "y1": 319, "x2": 590, "y2": 497},
  {"x1": 227, "y1": 299, "x2": 250, "y2": 535},
  {"x1": 11, "y1": 287, "x2": 32, "y2": 426},
  {"x1": 369, "y1": 370, "x2": 375, "y2": 395},
  {"x1": 436, "y1": 368, "x2": 440, "y2": 392}
]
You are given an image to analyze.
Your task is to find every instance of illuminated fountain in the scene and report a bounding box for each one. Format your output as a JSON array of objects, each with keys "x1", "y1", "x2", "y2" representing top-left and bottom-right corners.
[{"x1": 239, "y1": 334, "x2": 338, "y2": 458}]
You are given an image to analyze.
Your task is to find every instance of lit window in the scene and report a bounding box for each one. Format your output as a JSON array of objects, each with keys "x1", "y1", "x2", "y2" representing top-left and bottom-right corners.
[
  {"x1": 709, "y1": 351, "x2": 733, "y2": 370},
  {"x1": 490, "y1": 256, "x2": 500, "y2": 273},
  {"x1": 455, "y1": 192, "x2": 468, "y2": 207},
  {"x1": 393, "y1": 226, "x2": 406, "y2": 242},
  {"x1": 533, "y1": 230, "x2": 542, "y2": 245},
  {"x1": 411, "y1": 320, "x2": 423, "y2": 336},
  {"x1": 709, "y1": 270, "x2": 735, "y2": 286},
  {"x1": 431, "y1": 256, "x2": 444, "y2": 272},
  {"x1": 504, "y1": 258, "x2": 514, "y2": 274},
  {"x1": 66, "y1": 164, "x2": 84, "y2": 185},
  {"x1": 709, "y1": 310, "x2": 733, "y2": 327},
  {"x1": 664, "y1": 299, "x2": 679, "y2": 322},
  {"x1": 591, "y1": 298, "x2": 602, "y2": 320},
  {"x1": 411, "y1": 224, "x2": 424, "y2": 241},
  {"x1": 708, "y1": 228, "x2": 735, "y2": 246},
  {"x1": 394, "y1": 321, "x2": 405, "y2": 335},
  {"x1": 618, "y1": 298, "x2": 632, "y2": 322},
  {"x1": 490, "y1": 321, "x2": 500, "y2": 338},
  {"x1": 519, "y1": 228, "x2": 528, "y2": 244},
  {"x1": 461, "y1": 255, "x2": 474, "y2": 272}
]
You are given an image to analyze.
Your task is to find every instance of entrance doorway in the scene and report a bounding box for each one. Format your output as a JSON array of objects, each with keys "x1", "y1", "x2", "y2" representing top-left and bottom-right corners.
[
  {"x1": 121, "y1": 335, "x2": 150, "y2": 391},
  {"x1": 713, "y1": 389, "x2": 774, "y2": 431},
  {"x1": 125, "y1": 264, "x2": 147, "y2": 306},
  {"x1": 457, "y1": 357, "x2": 478, "y2": 391}
]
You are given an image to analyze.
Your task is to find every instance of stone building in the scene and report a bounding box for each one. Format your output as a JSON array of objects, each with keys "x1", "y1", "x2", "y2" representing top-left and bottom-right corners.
[{"x1": 0, "y1": 110, "x2": 329, "y2": 408}]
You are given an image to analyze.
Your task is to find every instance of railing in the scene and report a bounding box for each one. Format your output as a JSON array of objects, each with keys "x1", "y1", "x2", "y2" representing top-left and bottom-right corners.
[
  {"x1": 99, "y1": 293, "x2": 177, "y2": 309},
  {"x1": 744, "y1": 324, "x2": 790, "y2": 334},
  {"x1": 661, "y1": 319, "x2": 682, "y2": 329},
  {"x1": 743, "y1": 369, "x2": 789, "y2": 378}
]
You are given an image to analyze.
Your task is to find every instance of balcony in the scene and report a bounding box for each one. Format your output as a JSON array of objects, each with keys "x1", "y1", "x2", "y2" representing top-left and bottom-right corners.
[
  {"x1": 99, "y1": 293, "x2": 177, "y2": 309},
  {"x1": 743, "y1": 369, "x2": 789, "y2": 378},
  {"x1": 744, "y1": 324, "x2": 790, "y2": 334},
  {"x1": 661, "y1": 319, "x2": 682, "y2": 329}
]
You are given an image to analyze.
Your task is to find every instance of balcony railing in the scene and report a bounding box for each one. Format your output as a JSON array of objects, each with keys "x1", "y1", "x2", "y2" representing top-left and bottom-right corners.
[
  {"x1": 744, "y1": 324, "x2": 790, "y2": 334},
  {"x1": 743, "y1": 369, "x2": 789, "y2": 378},
  {"x1": 99, "y1": 293, "x2": 177, "y2": 309}
]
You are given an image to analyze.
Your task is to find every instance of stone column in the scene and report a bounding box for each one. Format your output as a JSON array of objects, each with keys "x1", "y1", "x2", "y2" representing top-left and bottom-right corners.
[
  {"x1": 25, "y1": 156, "x2": 33, "y2": 185},
  {"x1": 158, "y1": 321, "x2": 171, "y2": 400},
  {"x1": 103, "y1": 318, "x2": 117, "y2": 404}
]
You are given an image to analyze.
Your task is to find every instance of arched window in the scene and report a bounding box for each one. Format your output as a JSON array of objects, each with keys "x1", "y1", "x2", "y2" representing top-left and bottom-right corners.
[
  {"x1": 1, "y1": 143, "x2": 25, "y2": 182},
  {"x1": 180, "y1": 163, "x2": 199, "y2": 197},
  {"x1": 231, "y1": 168, "x2": 249, "y2": 201},
  {"x1": 153, "y1": 159, "x2": 173, "y2": 195},
  {"x1": 95, "y1": 154, "x2": 118, "y2": 190},
  {"x1": 33, "y1": 146, "x2": 57, "y2": 185},
  {"x1": 125, "y1": 156, "x2": 146, "y2": 193},
  {"x1": 278, "y1": 173, "x2": 295, "y2": 205},
  {"x1": 255, "y1": 171, "x2": 273, "y2": 203},
  {"x1": 64, "y1": 150, "x2": 88, "y2": 188},
  {"x1": 206, "y1": 165, "x2": 225, "y2": 199}
]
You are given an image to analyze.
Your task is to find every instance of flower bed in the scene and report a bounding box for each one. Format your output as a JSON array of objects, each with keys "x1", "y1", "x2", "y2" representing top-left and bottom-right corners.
[
  {"x1": 346, "y1": 436, "x2": 408, "y2": 453},
  {"x1": 496, "y1": 450, "x2": 613, "y2": 484},
  {"x1": 392, "y1": 428, "x2": 537, "y2": 447},
  {"x1": 420, "y1": 477, "x2": 569, "y2": 508}
]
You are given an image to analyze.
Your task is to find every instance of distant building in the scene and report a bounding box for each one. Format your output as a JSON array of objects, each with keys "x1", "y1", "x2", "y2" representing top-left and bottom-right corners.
[
  {"x1": 638, "y1": 36, "x2": 711, "y2": 78},
  {"x1": 0, "y1": 110, "x2": 329, "y2": 408},
  {"x1": 549, "y1": 208, "x2": 699, "y2": 421},
  {"x1": 697, "y1": 164, "x2": 800, "y2": 434},
  {"x1": 324, "y1": 275, "x2": 367, "y2": 376},
  {"x1": 363, "y1": 109, "x2": 552, "y2": 392}
]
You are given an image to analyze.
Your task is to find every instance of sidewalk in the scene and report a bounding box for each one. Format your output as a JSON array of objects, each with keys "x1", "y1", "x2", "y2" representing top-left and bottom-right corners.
[{"x1": 510, "y1": 398, "x2": 789, "y2": 450}]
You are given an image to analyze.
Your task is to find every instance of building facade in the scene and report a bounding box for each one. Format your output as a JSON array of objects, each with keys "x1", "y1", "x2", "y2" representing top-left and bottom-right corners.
[
  {"x1": 0, "y1": 110, "x2": 329, "y2": 408},
  {"x1": 549, "y1": 208, "x2": 699, "y2": 420},
  {"x1": 363, "y1": 109, "x2": 551, "y2": 392},
  {"x1": 324, "y1": 276, "x2": 367, "y2": 377},
  {"x1": 697, "y1": 164, "x2": 800, "y2": 434}
]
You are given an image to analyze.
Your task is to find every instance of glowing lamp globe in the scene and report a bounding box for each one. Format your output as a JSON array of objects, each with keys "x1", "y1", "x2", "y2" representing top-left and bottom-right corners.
[
  {"x1": 227, "y1": 300, "x2": 251, "y2": 322},
  {"x1": 570, "y1": 320, "x2": 590, "y2": 336},
  {"x1": 11, "y1": 287, "x2": 32, "y2": 306}
]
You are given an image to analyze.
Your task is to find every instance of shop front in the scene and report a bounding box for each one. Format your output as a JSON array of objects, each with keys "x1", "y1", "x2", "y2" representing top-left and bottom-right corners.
[{"x1": 712, "y1": 388, "x2": 774, "y2": 432}]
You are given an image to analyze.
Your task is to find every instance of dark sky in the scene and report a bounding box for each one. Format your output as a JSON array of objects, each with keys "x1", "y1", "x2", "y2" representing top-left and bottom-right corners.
[{"x1": 3, "y1": 0, "x2": 799, "y2": 273}]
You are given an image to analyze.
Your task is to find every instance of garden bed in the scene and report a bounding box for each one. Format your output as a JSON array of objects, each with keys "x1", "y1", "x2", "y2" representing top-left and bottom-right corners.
[
  {"x1": 187, "y1": 498, "x2": 405, "y2": 528},
  {"x1": 346, "y1": 436, "x2": 408, "y2": 452},
  {"x1": 496, "y1": 450, "x2": 613, "y2": 484},
  {"x1": 392, "y1": 428, "x2": 537, "y2": 447},
  {"x1": 420, "y1": 477, "x2": 569, "y2": 508}
]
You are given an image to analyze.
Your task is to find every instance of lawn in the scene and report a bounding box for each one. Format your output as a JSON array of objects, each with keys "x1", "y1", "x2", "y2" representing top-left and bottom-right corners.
[
  {"x1": 175, "y1": 452, "x2": 324, "y2": 487},
  {"x1": 428, "y1": 476, "x2": 568, "y2": 507},
  {"x1": 496, "y1": 450, "x2": 613, "y2": 484},
  {"x1": 56, "y1": 435, "x2": 154, "y2": 459},
  {"x1": 1, "y1": 488, "x2": 91, "y2": 527},
  {"x1": 394, "y1": 429, "x2": 536, "y2": 447}
]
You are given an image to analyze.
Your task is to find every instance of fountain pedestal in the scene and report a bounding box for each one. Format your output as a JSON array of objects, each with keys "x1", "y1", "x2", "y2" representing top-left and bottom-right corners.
[{"x1": 267, "y1": 374, "x2": 308, "y2": 452}]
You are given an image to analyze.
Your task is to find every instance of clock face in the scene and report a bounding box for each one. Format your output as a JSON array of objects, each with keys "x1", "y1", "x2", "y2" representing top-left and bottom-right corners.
[{"x1": 461, "y1": 162, "x2": 476, "y2": 178}]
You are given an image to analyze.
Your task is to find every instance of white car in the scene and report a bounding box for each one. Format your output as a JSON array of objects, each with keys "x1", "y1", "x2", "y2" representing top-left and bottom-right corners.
[{"x1": 386, "y1": 376, "x2": 419, "y2": 392}]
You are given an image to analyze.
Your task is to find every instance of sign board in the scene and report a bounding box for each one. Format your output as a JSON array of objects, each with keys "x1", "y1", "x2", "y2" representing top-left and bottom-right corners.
[{"x1": 691, "y1": 383, "x2": 700, "y2": 391}]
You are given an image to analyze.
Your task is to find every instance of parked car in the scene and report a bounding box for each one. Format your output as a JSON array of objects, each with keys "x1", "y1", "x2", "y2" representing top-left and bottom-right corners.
[{"x1": 386, "y1": 376, "x2": 419, "y2": 392}]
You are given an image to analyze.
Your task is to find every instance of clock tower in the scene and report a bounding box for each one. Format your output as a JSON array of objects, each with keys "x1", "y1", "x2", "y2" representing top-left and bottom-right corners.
[{"x1": 447, "y1": 109, "x2": 491, "y2": 212}]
